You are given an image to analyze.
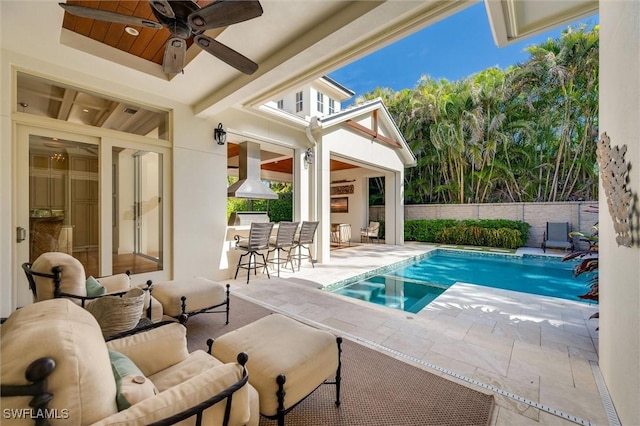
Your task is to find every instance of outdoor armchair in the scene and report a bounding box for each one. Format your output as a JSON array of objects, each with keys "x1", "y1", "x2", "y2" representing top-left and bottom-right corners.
[
  {"x1": 541, "y1": 222, "x2": 574, "y2": 252},
  {"x1": 0, "y1": 298, "x2": 257, "y2": 426},
  {"x1": 360, "y1": 221, "x2": 380, "y2": 243},
  {"x1": 22, "y1": 252, "x2": 164, "y2": 334}
]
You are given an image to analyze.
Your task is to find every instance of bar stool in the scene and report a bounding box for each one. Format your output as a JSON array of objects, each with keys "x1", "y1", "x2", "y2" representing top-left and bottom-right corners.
[
  {"x1": 291, "y1": 221, "x2": 319, "y2": 271},
  {"x1": 234, "y1": 222, "x2": 274, "y2": 283},
  {"x1": 265, "y1": 221, "x2": 299, "y2": 277}
]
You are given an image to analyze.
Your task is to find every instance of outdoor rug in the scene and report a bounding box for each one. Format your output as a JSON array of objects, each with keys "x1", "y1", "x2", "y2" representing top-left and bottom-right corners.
[{"x1": 185, "y1": 295, "x2": 494, "y2": 426}]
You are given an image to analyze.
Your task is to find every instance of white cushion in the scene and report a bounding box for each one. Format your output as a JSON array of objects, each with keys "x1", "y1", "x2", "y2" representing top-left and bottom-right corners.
[
  {"x1": 31, "y1": 252, "x2": 86, "y2": 301},
  {"x1": 106, "y1": 322, "x2": 189, "y2": 377},
  {"x1": 212, "y1": 314, "x2": 338, "y2": 416},
  {"x1": 152, "y1": 277, "x2": 227, "y2": 317},
  {"x1": 98, "y1": 273, "x2": 131, "y2": 293},
  {"x1": 1, "y1": 299, "x2": 118, "y2": 425},
  {"x1": 90, "y1": 363, "x2": 251, "y2": 426}
]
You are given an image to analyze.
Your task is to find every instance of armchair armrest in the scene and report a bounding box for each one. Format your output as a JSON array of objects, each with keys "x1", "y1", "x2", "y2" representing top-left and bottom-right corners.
[
  {"x1": 0, "y1": 357, "x2": 56, "y2": 426},
  {"x1": 106, "y1": 322, "x2": 189, "y2": 377},
  {"x1": 90, "y1": 355, "x2": 250, "y2": 426}
]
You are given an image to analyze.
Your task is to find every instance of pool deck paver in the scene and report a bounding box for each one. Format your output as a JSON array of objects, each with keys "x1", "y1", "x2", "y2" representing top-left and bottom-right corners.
[{"x1": 225, "y1": 243, "x2": 607, "y2": 426}]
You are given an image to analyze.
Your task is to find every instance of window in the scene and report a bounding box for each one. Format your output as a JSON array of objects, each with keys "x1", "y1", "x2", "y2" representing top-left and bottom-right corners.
[
  {"x1": 317, "y1": 92, "x2": 324, "y2": 114},
  {"x1": 295, "y1": 92, "x2": 303, "y2": 113},
  {"x1": 277, "y1": 99, "x2": 284, "y2": 109},
  {"x1": 328, "y1": 98, "x2": 335, "y2": 114}
]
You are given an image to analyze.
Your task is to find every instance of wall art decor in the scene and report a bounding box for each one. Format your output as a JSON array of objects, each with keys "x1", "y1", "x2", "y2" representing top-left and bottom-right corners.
[
  {"x1": 330, "y1": 185, "x2": 354, "y2": 195},
  {"x1": 331, "y1": 197, "x2": 349, "y2": 213},
  {"x1": 596, "y1": 132, "x2": 636, "y2": 247}
]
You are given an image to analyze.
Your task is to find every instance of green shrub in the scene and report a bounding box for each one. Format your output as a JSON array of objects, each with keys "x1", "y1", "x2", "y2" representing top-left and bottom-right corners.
[
  {"x1": 404, "y1": 219, "x2": 457, "y2": 241},
  {"x1": 435, "y1": 226, "x2": 522, "y2": 249},
  {"x1": 405, "y1": 218, "x2": 529, "y2": 248}
]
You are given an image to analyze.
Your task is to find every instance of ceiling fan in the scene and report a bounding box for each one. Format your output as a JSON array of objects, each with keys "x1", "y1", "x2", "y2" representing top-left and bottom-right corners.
[{"x1": 59, "y1": 0, "x2": 263, "y2": 75}]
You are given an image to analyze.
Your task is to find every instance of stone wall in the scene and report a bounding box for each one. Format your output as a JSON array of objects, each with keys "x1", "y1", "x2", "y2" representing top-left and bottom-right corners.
[{"x1": 370, "y1": 202, "x2": 598, "y2": 249}]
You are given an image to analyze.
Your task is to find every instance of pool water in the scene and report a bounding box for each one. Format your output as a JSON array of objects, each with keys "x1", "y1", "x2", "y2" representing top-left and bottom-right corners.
[{"x1": 332, "y1": 250, "x2": 593, "y2": 313}]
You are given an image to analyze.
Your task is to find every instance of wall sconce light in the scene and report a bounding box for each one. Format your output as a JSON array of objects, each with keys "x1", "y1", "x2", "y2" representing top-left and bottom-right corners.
[
  {"x1": 304, "y1": 148, "x2": 314, "y2": 165},
  {"x1": 214, "y1": 123, "x2": 227, "y2": 145}
]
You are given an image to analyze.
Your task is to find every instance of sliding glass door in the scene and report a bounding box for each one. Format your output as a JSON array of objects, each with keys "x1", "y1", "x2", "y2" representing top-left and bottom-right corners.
[{"x1": 15, "y1": 125, "x2": 170, "y2": 308}]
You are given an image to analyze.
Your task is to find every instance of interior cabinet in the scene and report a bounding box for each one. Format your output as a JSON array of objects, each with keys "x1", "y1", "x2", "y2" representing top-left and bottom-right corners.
[
  {"x1": 29, "y1": 154, "x2": 67, "y2": 210},
  {"x1": 71, "y1": 199, "x2": 98, "y2": 248},
  {"x1": 69, "y1": 155, "x2": 99, "y2": 250}
]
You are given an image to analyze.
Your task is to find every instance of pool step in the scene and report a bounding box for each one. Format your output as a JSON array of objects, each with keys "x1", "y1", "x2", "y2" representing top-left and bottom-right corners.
[
  {"x1": 373, "y1": 294, "x2": 407, "y2": 309},
  {"x1": 339, "y1": 281, "x2": 386, "y2": 301}
]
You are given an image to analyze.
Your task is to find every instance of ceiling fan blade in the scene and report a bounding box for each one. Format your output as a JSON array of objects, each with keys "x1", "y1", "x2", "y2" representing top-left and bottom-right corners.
[
  {"x1": 59, "y1": 3, "x2": 163, "y2": 29},
  {"x1": 149, "y1": 0, "x2": 175, "y2": 19},
  {"x1": 162, "y1": 38, "x2": 187, "y2": 74},
  {"x1": 194, "y1": 35, "x2": 258, "y2": 75},
  {"x1": 188, "y1": 0, "x2": 263, "y2": 31}
]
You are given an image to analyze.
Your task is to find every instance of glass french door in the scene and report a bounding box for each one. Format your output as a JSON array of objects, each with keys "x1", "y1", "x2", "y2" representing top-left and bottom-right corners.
[
  {"x1": 15, "y1": 125, "x2": 169, "y2": 309},
  {"x1": 111, "y1": 147, "x2": 163, "y2": 275}
]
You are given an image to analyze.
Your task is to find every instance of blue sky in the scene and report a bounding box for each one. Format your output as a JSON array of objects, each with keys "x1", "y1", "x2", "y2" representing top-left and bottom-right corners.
[{"x1": 328, "y1": 2, "x2": 599, "y2": 101}]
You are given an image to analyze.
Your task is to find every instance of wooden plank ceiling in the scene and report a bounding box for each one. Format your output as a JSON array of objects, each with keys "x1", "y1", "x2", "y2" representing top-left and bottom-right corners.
[
  {"x1": 227, "y1": 143, "x2": 358, "y2": 174},
  {"x1": 61, "y1": 0, "x2": 213, "y2": 66}
]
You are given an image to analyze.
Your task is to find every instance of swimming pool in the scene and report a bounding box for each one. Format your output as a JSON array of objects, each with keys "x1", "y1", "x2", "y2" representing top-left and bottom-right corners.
[{"x1": 331, "y1": 250, "x2": 593, "y2": 313}]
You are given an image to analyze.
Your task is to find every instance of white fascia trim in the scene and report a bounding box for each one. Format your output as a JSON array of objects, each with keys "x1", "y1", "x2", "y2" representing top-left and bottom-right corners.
[
  {"x1": 484, "y1": 0, "x2": 510, "y2": 47},
  {"x1": 255, "y1": 104, "x2": 310, "y2": 128},
  {"x1": 318, "y1": 99, "x2": 417, "y2": 167}
]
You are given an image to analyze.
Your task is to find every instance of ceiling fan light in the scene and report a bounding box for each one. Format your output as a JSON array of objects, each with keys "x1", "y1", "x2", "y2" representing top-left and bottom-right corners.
[
  {"x1": 125, "y1": 26, "x2": 139, "y2": 36},
  {"x1": 191, "y1": 16, "x2": 205, "y2": 28}
]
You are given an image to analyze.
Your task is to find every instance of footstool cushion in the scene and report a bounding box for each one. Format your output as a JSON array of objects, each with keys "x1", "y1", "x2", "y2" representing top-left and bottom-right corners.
[
  {"x1": 211, "y1": 313, "x2": 339, "y2": 417},
  {"x1": 152, "y1": 277, "x2": 227, "y2": 317}
]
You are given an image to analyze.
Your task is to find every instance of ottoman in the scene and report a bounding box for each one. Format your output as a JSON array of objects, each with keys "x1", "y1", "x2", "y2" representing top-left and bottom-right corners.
[
  {"x1": 211, "y1": 313, "x2": 342, "y2": 426},
  {"x1": 151, "y1": 277, "x2": 230, "y2": 325}
]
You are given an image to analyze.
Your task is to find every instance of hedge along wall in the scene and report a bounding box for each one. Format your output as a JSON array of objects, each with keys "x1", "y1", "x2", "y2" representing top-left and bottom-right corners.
[{"x1": 370, "y1": 201, "x2": 598, "y2": 249}]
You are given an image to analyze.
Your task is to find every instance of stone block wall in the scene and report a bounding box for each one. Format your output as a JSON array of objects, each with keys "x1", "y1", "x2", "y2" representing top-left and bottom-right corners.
[{"x1": 370, "y1": 202, "x2": 598, "y2": 249}]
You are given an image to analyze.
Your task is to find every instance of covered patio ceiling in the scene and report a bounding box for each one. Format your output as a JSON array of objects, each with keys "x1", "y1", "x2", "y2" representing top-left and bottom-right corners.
[
  {"x1": 4, "y1": 0, "x2": 597, "y2": 122},
  {"x1": 226, "y1": 142, "x2": 358, "y2": 176}
]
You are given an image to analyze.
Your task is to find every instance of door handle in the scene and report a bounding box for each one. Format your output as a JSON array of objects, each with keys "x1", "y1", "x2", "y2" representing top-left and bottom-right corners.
[{"x1": 16, "y1": 226, "x2": 26, "y2": 243}]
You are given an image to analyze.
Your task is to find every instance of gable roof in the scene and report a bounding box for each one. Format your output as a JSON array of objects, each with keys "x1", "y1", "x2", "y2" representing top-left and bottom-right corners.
[{"x1": 318, "y1": 98, "x2": 416, "y2": 167}]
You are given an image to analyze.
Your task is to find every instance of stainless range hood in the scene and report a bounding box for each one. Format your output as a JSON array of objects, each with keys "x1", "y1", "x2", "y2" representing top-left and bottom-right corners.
[{"x1": 227, "y1": 141, "x2": 278, "y2": 199}]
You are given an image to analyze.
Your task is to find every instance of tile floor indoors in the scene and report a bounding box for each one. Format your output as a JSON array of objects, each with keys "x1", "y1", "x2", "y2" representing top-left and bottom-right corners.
[{"x1": 225, "y1": 243, "x2": 608, "y2": 426}]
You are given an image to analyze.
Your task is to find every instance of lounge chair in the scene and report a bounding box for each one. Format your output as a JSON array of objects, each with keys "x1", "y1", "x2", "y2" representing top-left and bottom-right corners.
[{"x1": 541, "y1": 222, "x2": 574, "y2": 252}]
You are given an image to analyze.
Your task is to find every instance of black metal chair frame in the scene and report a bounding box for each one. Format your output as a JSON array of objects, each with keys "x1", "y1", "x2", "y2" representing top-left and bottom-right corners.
[
  {"x1": 171, "y1": 284, "x2": 231, "y2": 325},
  {"x1": 234, "y1": 222, "x2": 275, "y2": 284},
  {"x1": 0, "y1": 321, "x2": 250, "y2": 426},
  {"x1": 265, "y1": 222, "x2": 299, "y2": 277},
  {"x1": 291, "y1": 221, "x2": 319, "y2": 271},
  {"x1": 22, "y1": 262, "x2": 154, "y2": 320}
]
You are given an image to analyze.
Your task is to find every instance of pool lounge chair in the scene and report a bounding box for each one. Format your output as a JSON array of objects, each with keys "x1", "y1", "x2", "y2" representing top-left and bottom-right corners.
[{"x1": 541, "y1": 222, "x2": 574, "y2": 252}]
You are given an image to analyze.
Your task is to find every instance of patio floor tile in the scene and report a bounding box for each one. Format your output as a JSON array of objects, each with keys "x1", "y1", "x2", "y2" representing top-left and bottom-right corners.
[{"x1": 225, "y1": 243, "x2": 606, "y2": 425}]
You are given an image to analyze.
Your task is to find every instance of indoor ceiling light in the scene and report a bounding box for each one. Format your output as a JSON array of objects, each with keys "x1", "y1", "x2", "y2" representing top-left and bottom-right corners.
[{"x1": 125, "y1": 27, "x2": 140, "y2": 36}]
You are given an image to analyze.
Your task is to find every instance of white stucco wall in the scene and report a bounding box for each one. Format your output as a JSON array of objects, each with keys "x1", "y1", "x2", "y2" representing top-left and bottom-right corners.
[
  {"x1": 599, "y1": 2, "x2": 640, "y2": 424},
  {"x1": 0, "y1": 48, "x2": 228, "y2": 314},
  {"x1": 318, "y1": 119, "x2": 407, "y2": 260}
]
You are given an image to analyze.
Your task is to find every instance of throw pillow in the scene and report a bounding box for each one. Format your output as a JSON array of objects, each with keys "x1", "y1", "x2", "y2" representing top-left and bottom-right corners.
[
  {"x1": 109, "y1": 349, "x2": 158, "y2": 411},
  {"x1": 86, "y1": 276, "x2": 107, "y2": 297}
]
